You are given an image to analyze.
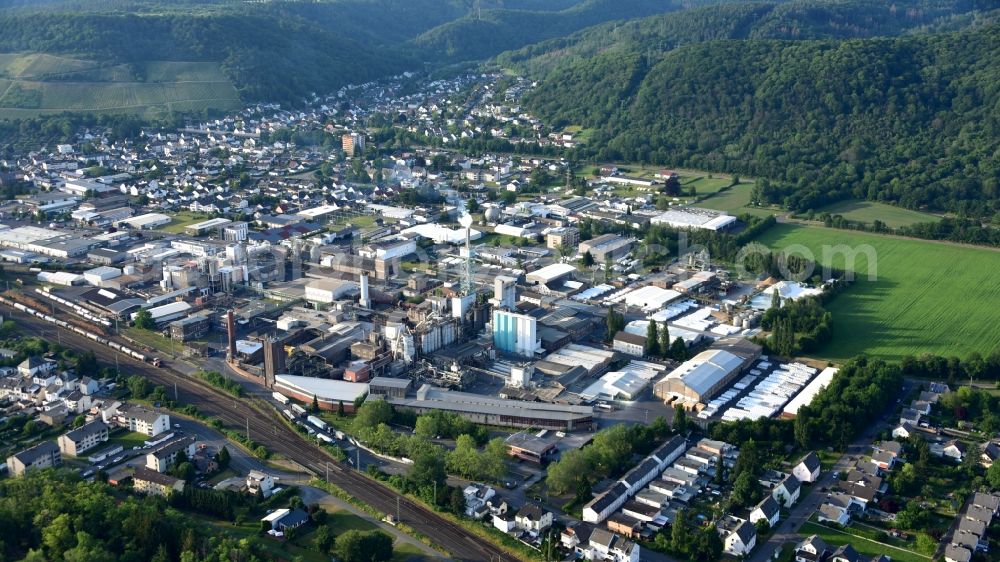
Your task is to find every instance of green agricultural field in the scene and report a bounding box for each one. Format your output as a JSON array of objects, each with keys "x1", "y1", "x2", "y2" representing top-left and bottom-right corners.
[
  {"x1": 696, "y1": 183, "x2": 775, "y2": 217},
  {"x1": 754, "y1": 224, "x2": 1000, "y2": 361},
  {"x1": 682, "y1": 175, "x2": 731, "y2": 196},
  {"x1": 0, "y1": 53, "x2": 99, "y2": 78},
  {"x1": 814, "y1": 200, "x2": 941, "y2": 228},
  {"x1": 0, "y1": 54, "x2": 240, "y2": 118}
]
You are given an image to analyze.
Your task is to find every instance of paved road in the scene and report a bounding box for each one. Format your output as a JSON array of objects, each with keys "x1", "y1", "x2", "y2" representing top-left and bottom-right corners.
[
  {"x1": 8, "y1": 304, "x2": 518, "y2": 562},
  {"x1": 749, "y1": 379, "x2": 914, "y2": 561}
]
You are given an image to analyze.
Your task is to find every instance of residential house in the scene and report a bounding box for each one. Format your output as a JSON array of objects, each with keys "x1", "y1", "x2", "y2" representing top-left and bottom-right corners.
[
  {"x1": 942, "y1": 440, "x2": 968, "y2": 462},
  {"x1": 120, "y1": 405, "x2": 171, "y2": 436},
  {"x1": 750, "y1": 495, "x2": 780, "y2": 529},
  {"x1": 514, "y1": 503, "x2": 553, "y2": 534},
  {"x1": 6, "y1": 441, "x2": 62, "y2": 476},
  {"x1": 795, "y1": 535, "x2": 829, "y2": 562},
  {"x1": 560, "y1": 524, "x2": 593, "y2": 555},
  {"x1": 493, "y1": 512, "x2": 516, "y2": 533},
  {"x1": 944, "y1": 544, "x2": 972, "y2": 562},
  {"x1": 972, "y1": 492, "x2": 1000, "y2": 517},
  {"x1": 899, "y1": 408, "x2": 922, "y2": 426},
  {"x1": 132, "y1": 466, "x2": 185, "y2": 497},
  {"x1": 247, "y1": 470, "x2": 275, "y2": 497},
  {"x1": 965, "y1": 505, "x2": 993, "y2": 527},
  {"x1": 18, "y1": 356, "x2": 54, "y2": 378},
  {"x1": 816, "y1": 502, "x2": 851, "y2": 526},
  {"x1": 951, "y1": 530, "x2": 983, "y2": 553},
  {"x1": 718, "y1": 517, "x2": 756, "y2": 557},
  {"x1": 57, "y1": 420, "x2": 109, "y2": 456},
  {"x1": 145, "y1": 436, "x2": 196, "y2": 473},
  {"x1": 463, "y1": 483, "x2": 496, "y2": 519},
  {"x1": 828, "y1": 544, "x2": 865, "y2": 562},
  {"x1": 892, "y1": 423, "x2": 919, "y2": 440},
  {"x1": 772, "y1": 473, "x2": 801, "y2": 507},
  {"x1": 837, "y1": 481, "x2": 878, "y2": 510},
  {"x1": 605, "y1": 513, "x2": 641, "y2": 539},
  {"x1": 981, "y1": 441, "x2": 1000, "y2": 468},
  {"x1": 261, "y1": 508, "x2": 309, "y2": 533},
  {"x1": 793, "y1": 451, "x2": 821, "y2": 483},
  {"x1": 587, "y1": 528, "x2": 640, "y2": 562}
]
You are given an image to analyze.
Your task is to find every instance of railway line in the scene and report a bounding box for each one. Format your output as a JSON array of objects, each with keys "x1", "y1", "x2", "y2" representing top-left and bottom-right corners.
[{"x1": 7, "y1": 304, "x2": 518, "y2": 562}]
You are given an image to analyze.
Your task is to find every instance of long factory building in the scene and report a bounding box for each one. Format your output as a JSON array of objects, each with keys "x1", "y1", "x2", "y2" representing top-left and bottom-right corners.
[{"x1": 381, "y1": 383, "x2": 593, "y2": 431}]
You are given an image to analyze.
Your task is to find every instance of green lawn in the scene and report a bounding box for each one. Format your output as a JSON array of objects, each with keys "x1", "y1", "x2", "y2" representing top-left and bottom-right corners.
[
  {"x1": 696, "y1": 183, "x2": 776, "y2": 217},
  {"x1": 204, "y1": 506, "x2": 429, "y2": 562},
  {"x1": 683, "y1": 175, "x2": 732, "y2": 196},
  {"x1": 798, "y1": 522, "x2": 929, "y2": 562},
  {"x1": 815, "y1": 200, "x2": 941, "y2": 228},
  {"x1": 123, "y1": 327, "x2": 177, "y2": 355},
  {"x1": 108, "y1": 431, "x2": 151, "y2": 450},
  {"x1": 754, "y1": 224, "x2": 1000, "y2": 360},
  {"x1": 157, "y1": 211, "x2": 213, "y2": 234}
]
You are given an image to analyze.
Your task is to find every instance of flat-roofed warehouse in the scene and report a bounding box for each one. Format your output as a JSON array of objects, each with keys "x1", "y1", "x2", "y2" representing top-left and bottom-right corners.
[
  {"x1": 526, "y1": 263, "x2": 576, "y2": 286},
  {"x1": 383, "y1": 384, "x2": 593, "y2": 431},
  {"x1": 654, "y1": 348, "x2": 752, "y2": 404},
  {"x1": 273, "y1": 374, "x2": 369, "y2": 413},
  {"x1": 650, "y1": 207, "x2": 737, "y2": 231}
]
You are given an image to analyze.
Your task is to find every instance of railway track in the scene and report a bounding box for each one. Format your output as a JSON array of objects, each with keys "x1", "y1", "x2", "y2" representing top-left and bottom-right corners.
[{"x1": 9, "y1": 306, "x2": 518, "y2": 562}]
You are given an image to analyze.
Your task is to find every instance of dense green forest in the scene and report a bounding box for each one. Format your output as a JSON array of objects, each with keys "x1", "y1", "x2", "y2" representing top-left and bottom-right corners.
[
  {"x1": 500, "y1": 0, "x2": 997, "y2": 72},
  {"x1": 0, "y1": 470, "x2": 265, "y2": 562},
  {"x1": 0, "y1": 12, "x2": 410, "y2": 103},
  {"x1": 411, "y1": 0, "x2": 734, "y2": 63},
  {"x1": 512, "y1": 3, "x2": 1000, "y2": 217}
]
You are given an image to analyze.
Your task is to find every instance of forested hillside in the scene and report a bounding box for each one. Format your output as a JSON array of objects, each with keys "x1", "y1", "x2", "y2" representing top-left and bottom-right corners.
[
  {"x1": 0, "y1": 12, "x2": 411, "y2": 104},
  {"x1": 512, "y1": 1, "x2": 1000, "y2": 216},
  {"x1": 500, "y1": 0, "x2": 996, "y2": 73},
  {"x1": 0, "y1": 0, "x2": 654, "y2": 109},
  {"x1": 411, "y1": 0, "x2": 736, "y2": 63}
]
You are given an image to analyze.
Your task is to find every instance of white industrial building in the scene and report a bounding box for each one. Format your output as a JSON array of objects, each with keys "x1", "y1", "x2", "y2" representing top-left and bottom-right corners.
[
  {"x1": 83, "y1": 266, "x2": 122, "y2": 286},
  {"x1": 526, "y1": 263, "x2": 575, "y2": 286},
  {"x1": 119, "y1": 213, "x2": 172, "y2": 230},
  {"x1": 38, "y1": 271, "x2": 85, "y2": 286},
  {"x1": 781, "y1": 367, "x2": 838, "y2": 418},
  {"x1": 650, "y1": 208, "x2": 736, "y2": 231},
  {"x1": 492, "y1": 309, "x2": 540, "y2": 357},
  {"x1": 653, "y1": 349, "x2": 747, "y2": 404},
  {"x1": 304, "y1": 278, "x2": 358, "y2": 304},
  {"x1": 358, "y1": 239, "x2": 416, "y2": 261},
  {"x1": 273, "y1": 374, "x2": 369, "y2": 411},
  {"x1": 131, "y1": 301, "x2": 192, "y2": 324},
  {"x1": 401, "y1": 223, "x2": 482, "y2": 244},
  {"x1": 579, "y1": 361, "x2": 668, "y2": 401},
  {"x1": 619, "y1": 286, "x2": 683, "y2": 312}
]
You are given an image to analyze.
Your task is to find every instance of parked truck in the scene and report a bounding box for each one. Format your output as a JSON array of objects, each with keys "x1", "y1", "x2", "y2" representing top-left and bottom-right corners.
[{"x1": 307, "y1": 415, "x2": 329, "y2": 432}]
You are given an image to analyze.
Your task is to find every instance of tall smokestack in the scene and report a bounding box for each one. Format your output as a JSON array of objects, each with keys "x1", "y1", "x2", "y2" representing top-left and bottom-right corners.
[
  {"x1": 359, "y1": 273, "x2": 370, "y2": 309},
  {"x1": 226, "y1": 310, "x2": 236, "y2": 362}
]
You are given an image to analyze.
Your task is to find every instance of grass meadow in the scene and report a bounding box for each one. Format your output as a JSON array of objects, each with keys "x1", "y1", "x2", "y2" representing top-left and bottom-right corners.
[
  {"x1": 754, "y1": 224, "x2": 1000, "y2": 361},
  {"x1": 0, "y1": 54, "x2": 240, "y2": 118},
  {"x1": 815, "y1": 200, "x2": 941, "y2": 228}
]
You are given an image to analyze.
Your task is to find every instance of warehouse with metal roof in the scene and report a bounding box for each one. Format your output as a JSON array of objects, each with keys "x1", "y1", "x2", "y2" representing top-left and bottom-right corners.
[{"x1": 653, "y1": 349, "x2": 749, "y2": 404}]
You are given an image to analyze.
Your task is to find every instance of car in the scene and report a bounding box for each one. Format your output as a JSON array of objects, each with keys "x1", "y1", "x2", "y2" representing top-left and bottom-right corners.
[{"x1": 174, "y1": 423, "x2": 181, "y2": 428}]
